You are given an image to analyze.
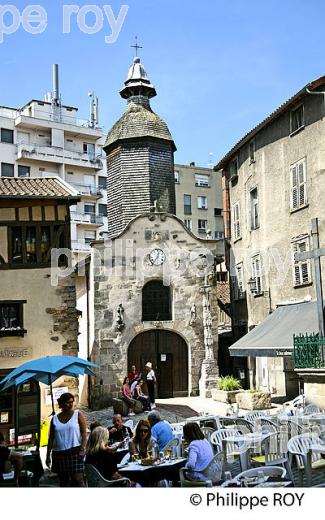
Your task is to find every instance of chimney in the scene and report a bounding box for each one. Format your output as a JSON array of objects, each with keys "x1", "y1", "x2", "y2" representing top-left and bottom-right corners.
[{"x1": 53, "y1": 64, "x2": 59, "y2": 103}]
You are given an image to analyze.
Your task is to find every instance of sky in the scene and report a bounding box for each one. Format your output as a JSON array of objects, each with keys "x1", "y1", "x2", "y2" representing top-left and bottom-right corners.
[{"x1": 1, "y1": 0, "x2": 325, "y2": 167}]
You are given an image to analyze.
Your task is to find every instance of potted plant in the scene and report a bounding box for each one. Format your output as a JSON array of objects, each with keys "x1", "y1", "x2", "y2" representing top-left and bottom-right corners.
[
  {"x1": 211, "y1": 376, "x2": 242, "y2": 404},
  {"x1": 235, "y1": 387, "x2": 272, "y2": 410}
]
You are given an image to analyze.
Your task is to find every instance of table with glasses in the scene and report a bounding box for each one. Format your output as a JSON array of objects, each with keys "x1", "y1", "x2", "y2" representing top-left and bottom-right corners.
[{"x1": 118, "y1": 457, "x2": 186, "y2": 487}]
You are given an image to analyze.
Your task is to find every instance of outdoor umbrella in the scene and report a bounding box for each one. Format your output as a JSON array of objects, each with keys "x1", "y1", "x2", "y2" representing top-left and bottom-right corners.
[{"x1": 0, "y1": 355, "x2": 100, "y2": 414}]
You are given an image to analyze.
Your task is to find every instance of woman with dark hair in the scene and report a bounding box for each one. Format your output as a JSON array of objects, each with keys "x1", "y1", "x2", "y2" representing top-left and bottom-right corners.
[
  {"x1": 129, "y1": 419, "x2": 158, "y2": 459},
  {"x1": 46, "y1": 392, "x2": 87, "y2": 487},
  {"x1": 183, "y1": 422, "x2": 214, "y2": 482},
  {"x1": 134, "y1": 379, "x2": 151, "y2": 411},
  {"x1": 121, "y1": 376, "x2": 136, "y2": 416}
]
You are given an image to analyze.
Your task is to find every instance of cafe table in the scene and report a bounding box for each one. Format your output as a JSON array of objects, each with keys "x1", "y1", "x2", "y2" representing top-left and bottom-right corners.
[
  {"x1": 118, "y1": 457, "x2": 186, "y2": 487},
  {"x1": 222, "y1": 431, "x2": 271, "y2": 471}
]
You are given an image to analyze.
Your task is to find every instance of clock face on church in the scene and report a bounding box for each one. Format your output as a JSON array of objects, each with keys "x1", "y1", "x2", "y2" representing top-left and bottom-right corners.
[{"x1": 149, "y1": 248, "x2": 166, "y2": 266}]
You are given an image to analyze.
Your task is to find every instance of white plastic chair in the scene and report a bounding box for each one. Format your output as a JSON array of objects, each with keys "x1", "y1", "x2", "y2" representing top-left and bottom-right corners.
[
  {"x1": 245, "y1": 411, "x2": 267, "y2": 422},
  {"x1": 303, "y1": 404, "x2": 321, "y2": 415},
  {"x1": 85, "y1": 464, "x2": 131, "y2": 487},
  {"x1": 235, "y1": 465, "x2": 286, "y2": 482},
  {"x1": 210, "y1": 428, "x2": 247, "y2": 472},
  {"x1": 179, "y1": 452, "x2": 223, "y2": 487},
  {"x1": 124, "y1": 419, "x2": 134, "y2": 430},
  {"x1": 287, "y1": 433, "x2": 325, "y2": 486}
]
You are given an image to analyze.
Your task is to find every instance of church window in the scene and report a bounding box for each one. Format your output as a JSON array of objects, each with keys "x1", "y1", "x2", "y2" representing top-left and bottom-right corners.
[
  {"x1": 290, "y1": 158, "x2": 307, "y2": 211},
  {"x1": 184, "y1": 194, "x2": 192, "y2": 215},
  {"x1": 142, "y1": 280, "x2": 172, "y2": 321},
  {"x1": 292, "y1": 237, "x2": 311, "y2": 287}
]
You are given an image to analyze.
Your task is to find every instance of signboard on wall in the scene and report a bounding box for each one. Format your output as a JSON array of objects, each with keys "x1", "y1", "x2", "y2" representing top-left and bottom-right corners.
[{"x1": 45, "y1": 386, "x2": 68, "y2": 406}]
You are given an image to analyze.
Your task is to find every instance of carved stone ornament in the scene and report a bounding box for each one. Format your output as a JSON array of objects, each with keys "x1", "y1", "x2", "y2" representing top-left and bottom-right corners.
[{"x1": 116, "y1": 303, "x2": 125, "y2": 331}]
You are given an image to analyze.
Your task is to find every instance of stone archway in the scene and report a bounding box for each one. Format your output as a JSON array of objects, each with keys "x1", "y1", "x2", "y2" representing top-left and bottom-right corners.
[{"x1": 128, "y1": 330, "x2": 188, "y2": 398}]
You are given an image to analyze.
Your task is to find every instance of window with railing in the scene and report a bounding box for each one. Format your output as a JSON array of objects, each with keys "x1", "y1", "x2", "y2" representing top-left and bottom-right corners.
[{"x1": 198, "y1": 219, "x2": 207, "y2": 233}]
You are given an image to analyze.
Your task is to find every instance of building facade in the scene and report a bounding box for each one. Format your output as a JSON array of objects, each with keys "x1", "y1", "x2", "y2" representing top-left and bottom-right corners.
[
  {"x1": 215, "y1": 76, "x2": 325, "y2": 398},
  {"x1": 85, "y1": 56, "x2": 223, "y2": 407},
  {"x1": 0, "y1": 65, "x2": 108, "y2": 263},
  {"x1": 0, "y1": 177, "x2": 80, "y2": 440},
  {"x1": 174, "y1": 163, "x2": 225, "y2": 242}
]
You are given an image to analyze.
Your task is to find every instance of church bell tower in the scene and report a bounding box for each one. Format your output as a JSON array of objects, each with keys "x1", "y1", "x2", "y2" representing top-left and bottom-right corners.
[{"x1": 104, "y1": 52, "x2": 176, "y2": 238}]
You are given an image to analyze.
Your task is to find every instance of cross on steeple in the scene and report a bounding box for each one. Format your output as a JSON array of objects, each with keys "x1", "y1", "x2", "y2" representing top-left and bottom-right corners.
[
  {"x1": 295, "y1": 218, "x2": 325, "y2": 335},
  {"x1": 131, "y1": 36, "x2": 142, "y2": 57}
]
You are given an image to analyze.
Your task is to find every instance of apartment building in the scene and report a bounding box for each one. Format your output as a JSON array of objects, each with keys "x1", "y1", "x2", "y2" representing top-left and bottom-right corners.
[
  {"x1": 0, "y1": 65, "x2": 108, "y2": 262},
  {"x1": 215, "y1": 76, "x2": 325, "y2": 401},
  {"x1": 174, "y1": 163, "x2": 225, "y2": 245}
]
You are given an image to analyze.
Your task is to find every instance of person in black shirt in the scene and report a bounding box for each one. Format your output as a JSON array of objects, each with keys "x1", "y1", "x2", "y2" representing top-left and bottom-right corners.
[
  {"x1": 86, "y1": 427, "x2": 121, "y2": 481},
  {"x1": 108, "y1": 414, "x2": 133, "y2": 444}
]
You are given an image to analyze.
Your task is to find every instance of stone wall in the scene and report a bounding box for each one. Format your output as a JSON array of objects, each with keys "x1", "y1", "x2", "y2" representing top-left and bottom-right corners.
[{"x1": 89, "y1": 212, "x2": 222, "y2": 408}]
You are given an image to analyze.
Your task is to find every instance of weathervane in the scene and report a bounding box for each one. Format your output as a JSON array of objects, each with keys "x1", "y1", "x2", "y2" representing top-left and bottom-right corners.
[{"x1": 131, "y1": 36, "x2": 142, "y2": 57}]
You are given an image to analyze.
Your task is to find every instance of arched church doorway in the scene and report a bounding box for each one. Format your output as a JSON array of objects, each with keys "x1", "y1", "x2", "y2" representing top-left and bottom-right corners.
[{"x1": 128, "y1": 330, "x2": 188, "y2": 398}]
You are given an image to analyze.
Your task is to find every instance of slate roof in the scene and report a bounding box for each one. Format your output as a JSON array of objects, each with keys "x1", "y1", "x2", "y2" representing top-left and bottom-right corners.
[
  {"x1": 104, "y1": 101, "x2": 176, "y2": 150},
  {"x1": 0, "y1": 177, "x2": 80, "y2": 200}
]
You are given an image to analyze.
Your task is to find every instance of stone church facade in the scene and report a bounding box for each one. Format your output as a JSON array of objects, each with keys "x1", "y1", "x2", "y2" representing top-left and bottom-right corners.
[{"x1": 88, "y1": 56, "x2": 223, "y2": 407}]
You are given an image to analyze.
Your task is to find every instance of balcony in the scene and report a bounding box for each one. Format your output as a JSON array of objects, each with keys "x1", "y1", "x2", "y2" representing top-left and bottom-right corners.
[
  {"x1": 15, "y1": 113, "x2": 103, "y2": 139},
  {"x1": 70, "y1": 182, "x2": 103, "y2": 198},
  {"x1": 17, "y1": 143, "x2": 103, "y2": 170},
  {"x1": 293, "y1": 333, "x2": 325, "y2": 369},
  {"x1": 71, "y1": 211, "x2": 104, "y2": 226},
  {"x1": 71, "y1": 240, "x2": 91, "y2": 252}
]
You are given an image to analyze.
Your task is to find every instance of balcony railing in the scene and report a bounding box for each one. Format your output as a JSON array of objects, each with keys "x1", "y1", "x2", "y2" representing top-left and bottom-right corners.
[
  {"x1": 71, "y1": 240, "x2": 91, "y2": 252},
  {"x1": 70, "y1": 182, "x2": 103, "y2": 197},
  {"x1": 293, "y1": 333, "x2": 325, "y2": 369},
  {"x1": 17, "y1": 144, "x2": 103, "y2": 169},
  {"x1": 71, "y1": 211, "x2": 104, "y2": 225}
]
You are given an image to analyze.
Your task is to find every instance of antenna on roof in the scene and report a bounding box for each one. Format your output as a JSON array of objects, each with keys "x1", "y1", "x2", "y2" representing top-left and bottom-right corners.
[
  {"x1": 51, "y1": 64, "x2": 62, "y2": 122},
  {"x1": 88, "y1": 92, "x2": 99, "y2": 128},
  {"x1": 208, "y1": 152, "x2": 214, "y2": 169}
]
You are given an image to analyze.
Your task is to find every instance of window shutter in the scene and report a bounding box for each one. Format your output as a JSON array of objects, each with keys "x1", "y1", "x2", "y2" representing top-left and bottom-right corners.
[{"x1": 291, "y1": 165, "x2": 298, "y2": 209}]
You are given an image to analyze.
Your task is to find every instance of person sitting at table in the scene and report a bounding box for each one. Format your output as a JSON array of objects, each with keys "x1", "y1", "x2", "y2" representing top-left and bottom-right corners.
[
  {"x1": 129, "y1": 419, "x2": 158, "y2": 459},
  {"x1": 183, "y1": 422, "x2": 216, "y2": 482},
  {"x1": 86, "y1": 426, "x2": 124, "y2": 481},
  {"x1": 0, "y1": 432, "x2": 23, "y2": 484},
  {"x1": 108, "y1": 414, "x2": 133, "y2": 444},
  {"x1": 134, "y1": 379, "x2": 151, "y2": 411},
  {"x1": 148, "y1": 411, "x2": 173, "y2": 451},
  {"x1": 121, "y1": 377, "x2": 136, "y2": 416}
]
